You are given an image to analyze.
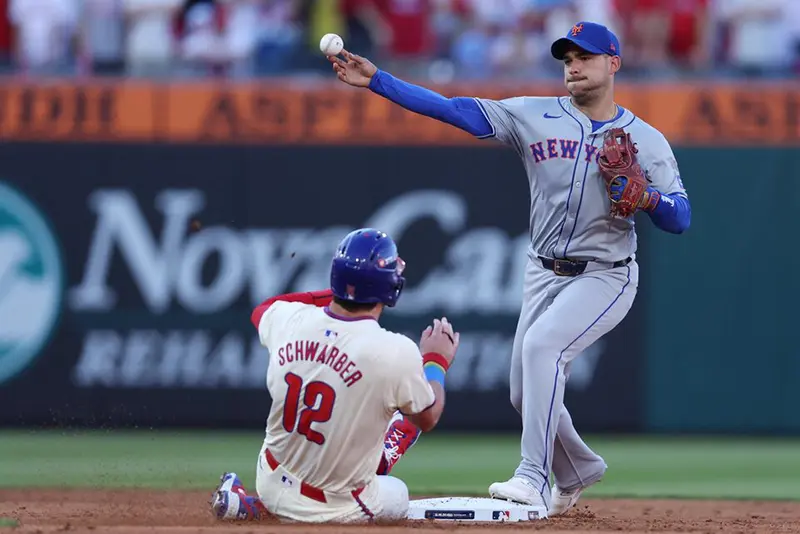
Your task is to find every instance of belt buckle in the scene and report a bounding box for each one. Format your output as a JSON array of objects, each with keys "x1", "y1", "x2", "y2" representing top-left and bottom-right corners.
[{"x1": 553, "y1": 259, "x2": 577, "y2": 276}]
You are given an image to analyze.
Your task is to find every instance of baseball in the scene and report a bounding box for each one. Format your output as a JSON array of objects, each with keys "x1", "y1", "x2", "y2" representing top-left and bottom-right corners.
[{"x1": 319, "y1": 33, "x2": 344, "y2": 56}]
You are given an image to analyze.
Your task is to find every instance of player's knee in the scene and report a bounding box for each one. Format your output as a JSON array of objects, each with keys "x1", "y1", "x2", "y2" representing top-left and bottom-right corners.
[
  {"x1": 522, "y1": 329, "x2": 560, "y2": 363},
  {"x1": 377, "y1": 475, "x2": 409, "y2": 521}
]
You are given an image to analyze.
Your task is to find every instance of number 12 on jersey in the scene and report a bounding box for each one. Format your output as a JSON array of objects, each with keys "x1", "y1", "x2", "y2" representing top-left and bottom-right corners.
[{"x1": 282, "y1": 373, "x2": 337, "y2": 445}]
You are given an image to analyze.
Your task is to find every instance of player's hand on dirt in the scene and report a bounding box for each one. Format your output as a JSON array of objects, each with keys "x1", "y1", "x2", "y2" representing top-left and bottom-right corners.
[
  {"x1": 419, "y1": 318, "x2": 459, "y2": 366},
  {"x1": 328, "y1": 50, "x2": 378, "y2": 88}
]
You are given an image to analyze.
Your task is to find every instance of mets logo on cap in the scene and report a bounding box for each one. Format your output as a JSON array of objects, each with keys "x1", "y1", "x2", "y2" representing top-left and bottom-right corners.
[{"x1": 571, "y1": 23, "x2": 583, "y2": 36}]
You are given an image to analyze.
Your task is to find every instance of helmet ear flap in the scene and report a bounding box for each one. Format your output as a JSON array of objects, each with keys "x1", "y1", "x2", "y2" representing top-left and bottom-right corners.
[
  {"x1": 386, "y1": 257, "x2": 406, "y2": 307},
  {"x1": 386, "y1": 274, "x2": 405, "y2": 308}
]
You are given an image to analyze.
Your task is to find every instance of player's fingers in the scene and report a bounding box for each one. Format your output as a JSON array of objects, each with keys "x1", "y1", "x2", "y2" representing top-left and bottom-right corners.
[
  {"x1": 442, "y1": 328, "x2": 454, "y2": 343},
  {"x1": 343, "y1": 49, "x2": 363, "y2": 64},
  {"x1": 419, "y1": 325, "x2": 432, "y2": 342},
  {"x1": 432, "y1": 319, "x2": 443, "y2": 336},
  {"x1": 441, "y1": 316, "x2": 454, "y2": 336},
  {"x1": 337, "y1": 71, "x2": 348, "y2": 82},
  {"x1": 329, "y1": 55, "x2": 347, "y2": 67}
]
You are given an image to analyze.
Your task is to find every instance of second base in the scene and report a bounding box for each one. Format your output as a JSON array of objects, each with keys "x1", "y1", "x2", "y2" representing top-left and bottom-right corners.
[{"x1": 407, "y1": 497, "x2": 547, "y2": 522}]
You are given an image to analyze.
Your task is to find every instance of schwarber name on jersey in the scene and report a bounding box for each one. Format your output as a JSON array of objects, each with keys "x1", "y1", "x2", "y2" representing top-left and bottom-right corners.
[
  {"x1": 257, "y1": 300, "x2": 435, "y2": 495},
  {"x1": 274, "y1": 337, "x2": 364, "y2": 388}
]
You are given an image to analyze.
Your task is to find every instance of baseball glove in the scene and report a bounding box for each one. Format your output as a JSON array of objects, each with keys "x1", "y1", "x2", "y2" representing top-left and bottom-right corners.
[{"x1": 597, "y1": 128, "x2": 659, "y2": 218}]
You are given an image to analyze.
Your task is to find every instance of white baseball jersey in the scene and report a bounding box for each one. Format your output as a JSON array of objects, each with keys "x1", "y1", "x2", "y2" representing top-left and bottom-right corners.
[{"x1": 256, "y1": 301, "x2": 435, "y2": 495}]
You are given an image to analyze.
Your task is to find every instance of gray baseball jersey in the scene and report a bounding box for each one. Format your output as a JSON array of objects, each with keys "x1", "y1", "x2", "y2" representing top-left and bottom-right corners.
[
  {"x1": 473, "y1": 95, "x2": 686, "y2": 507},
  {"x1": 475, "y1": 95, "x2": 686, "y2": 262}
]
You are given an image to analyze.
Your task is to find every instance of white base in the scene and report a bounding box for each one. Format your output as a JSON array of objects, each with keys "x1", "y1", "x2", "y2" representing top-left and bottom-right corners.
[{"x1": 407, "y1": 497, "x2": 547, "y2": 522}]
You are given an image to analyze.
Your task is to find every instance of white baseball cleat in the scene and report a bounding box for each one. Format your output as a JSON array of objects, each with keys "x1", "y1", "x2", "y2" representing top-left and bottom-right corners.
[
  {"x1": 488, "y1": 477, "x2": 548, "y2": 518},
  {"x1": 549, "y1": 480, "x2": 599, "y2": 516}
]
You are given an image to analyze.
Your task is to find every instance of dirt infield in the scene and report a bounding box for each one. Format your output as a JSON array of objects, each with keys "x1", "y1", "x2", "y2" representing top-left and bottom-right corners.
[{"x1": 2, "y1": 489, "x2": 800, "y2": 534}]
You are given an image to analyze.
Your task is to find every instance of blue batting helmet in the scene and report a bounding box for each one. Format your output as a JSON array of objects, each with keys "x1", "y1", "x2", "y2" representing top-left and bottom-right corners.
[{"x1": 330, "y1": 228, "x2": 406, "y2": 307}]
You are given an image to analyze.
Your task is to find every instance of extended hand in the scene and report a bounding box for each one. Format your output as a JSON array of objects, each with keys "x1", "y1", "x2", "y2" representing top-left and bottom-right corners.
[
  {"x1": 419, "y1": 318, "x2": 460, "y2": 367},
  {"x1": 328, "y1": 50, "x2": 378, "y2": 88}
]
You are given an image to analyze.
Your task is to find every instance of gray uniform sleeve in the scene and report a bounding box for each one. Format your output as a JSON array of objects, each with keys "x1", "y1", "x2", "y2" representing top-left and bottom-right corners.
[
  {"x1": 643, "y1": 131, "x2": 687, "y2": 198},
  {"x1": 473, "y1": 97, "x2": 528, "y2": 155}
]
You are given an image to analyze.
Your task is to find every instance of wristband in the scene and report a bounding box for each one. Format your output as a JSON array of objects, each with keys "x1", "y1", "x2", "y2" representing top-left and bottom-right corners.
[
  {"x1": 423, "y1": 352, "x2": 450, "y2": 371},
  {"x1": 423, "y1": 352, "x2": 449, "y2": 387}
]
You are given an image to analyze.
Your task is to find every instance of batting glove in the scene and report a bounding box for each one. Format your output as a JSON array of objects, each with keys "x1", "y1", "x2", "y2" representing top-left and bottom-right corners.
[{"x1": 608, "y1": 176, "x2": 661, "y2": 213}]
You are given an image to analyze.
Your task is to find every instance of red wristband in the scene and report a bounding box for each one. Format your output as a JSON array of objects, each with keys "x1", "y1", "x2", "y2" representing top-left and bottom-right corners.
[{"x1": 423, "y1": 352, "x2": 450, "y2": 373}]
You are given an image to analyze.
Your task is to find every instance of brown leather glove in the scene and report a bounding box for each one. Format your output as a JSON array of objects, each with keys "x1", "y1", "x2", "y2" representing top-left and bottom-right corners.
[{"x1": 597, "y1": 128, "x2": 659, "y2": 218}]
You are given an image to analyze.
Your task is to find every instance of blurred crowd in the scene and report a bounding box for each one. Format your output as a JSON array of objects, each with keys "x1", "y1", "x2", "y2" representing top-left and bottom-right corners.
[{"x1": 1, "y1": 0, "x2": 799, "y2": 81}]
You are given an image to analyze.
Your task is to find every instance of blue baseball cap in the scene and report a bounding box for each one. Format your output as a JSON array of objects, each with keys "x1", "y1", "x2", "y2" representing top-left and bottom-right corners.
[{"x1": 551, "y1": 21, "x2": 621, "y2": 60}]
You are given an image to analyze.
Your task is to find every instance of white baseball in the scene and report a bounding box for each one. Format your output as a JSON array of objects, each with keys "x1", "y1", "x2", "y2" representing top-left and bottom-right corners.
[{"x1": 319, "y1": 33, "x2": 344, "y2": 56}]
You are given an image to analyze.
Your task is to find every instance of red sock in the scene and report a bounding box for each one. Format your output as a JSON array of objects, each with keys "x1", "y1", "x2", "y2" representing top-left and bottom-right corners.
[{"x1": 376, "y1": 454, "x2": 390, "y2": 476}]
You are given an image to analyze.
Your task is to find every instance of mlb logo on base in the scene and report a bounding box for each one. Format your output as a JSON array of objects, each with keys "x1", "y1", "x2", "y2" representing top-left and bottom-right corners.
[{"x1": 492, "y1": 510, "x2": 511, "y2": 521}]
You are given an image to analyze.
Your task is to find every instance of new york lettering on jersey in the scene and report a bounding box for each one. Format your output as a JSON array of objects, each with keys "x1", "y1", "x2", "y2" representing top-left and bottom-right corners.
[{"x1": 529, "y1": 139, "x2": 597, "y2": 164}]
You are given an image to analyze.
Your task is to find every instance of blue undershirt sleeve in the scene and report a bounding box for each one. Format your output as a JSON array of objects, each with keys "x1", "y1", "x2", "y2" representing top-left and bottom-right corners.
[
  {"x1": 367, "y1": 69, "x2": 493, "y2": 138},
  {"x1": 648, "y1": 192, "x2": 691, "y2": 234}
]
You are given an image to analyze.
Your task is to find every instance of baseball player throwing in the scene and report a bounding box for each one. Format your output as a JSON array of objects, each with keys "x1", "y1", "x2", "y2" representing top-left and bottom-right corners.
[
  {"x1": 210, "y1": 228, "x2": 459, "y2": 523},
  {"x1": 329, "y1": 21, "x2": 691, "y2": 518}
]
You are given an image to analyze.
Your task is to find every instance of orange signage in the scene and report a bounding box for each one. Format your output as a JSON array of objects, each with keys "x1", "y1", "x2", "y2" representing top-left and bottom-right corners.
[{"x1": 0, "y1": 78, "x2": 797, "y2": 146}]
